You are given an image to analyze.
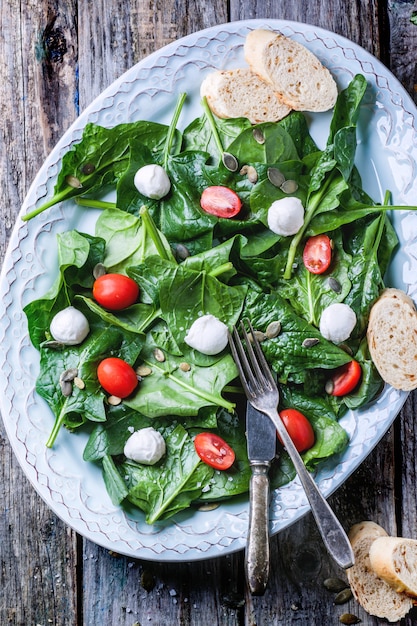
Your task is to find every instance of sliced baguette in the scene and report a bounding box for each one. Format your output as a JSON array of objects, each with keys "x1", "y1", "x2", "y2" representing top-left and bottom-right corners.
[
  {"x1": 346, "y1": 522, "x2": 414, "y2": 622},
  {"x1": 367, "y1": 288, "x2": 417, "y2": 391},
  {"x1": 369, "y1": 536, "x2": 417, "y2": 598},
  {"x1": 244, "y1": 29, "x2": 338, "y2": 112},
  {"x1": 200, "y1": 68, "x2": 292, "y2": 124}
]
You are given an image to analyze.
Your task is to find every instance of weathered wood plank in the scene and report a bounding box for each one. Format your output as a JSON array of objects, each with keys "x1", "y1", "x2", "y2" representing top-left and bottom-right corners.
[
  {"x1": 230, "y1": 0, "x2": 382, "y2": 57},
  {"x1": 0, "y1": 1, "x2": 79, "y2": 625},
  {"x1": 1, "y1": 0, "x2": 417, "y2": 624}
]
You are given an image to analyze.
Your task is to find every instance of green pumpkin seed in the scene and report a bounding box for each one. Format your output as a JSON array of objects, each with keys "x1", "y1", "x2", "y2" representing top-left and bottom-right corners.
[
  {"x1": 65, "y1": 175, "x2": 83, "y2": 189},
  {"x1": 339, "y1": 614, "x2": 361, "y2": 625},
  {"x1": 222, "y1": 152, "x2": 239, "y2": 172},
  {"x1": 265, "y1": 321, "x2": 281, "y2": 339},
  {"x1": 325, "y1": 379, "x2": 334, "y2": 394},
  {"x1": 136, "y1": 365, "x2": 152, "y2": 377},
  {"x1": 249, "y1": 330, "x2": 267, "y2": 343},
  {"x1": 59, "y1": 380, "x2": 73, "y2": 397},
  {"x1": 81, "y1": 162, "x2": 96, "y2": 175},
  {"x1": 302, "y1": 338, "x2": 320, "y2": 348},
  {"x1": 108, "y1": 395, "x2": 122, "y2": 406},
  {"x1": 323, "y1": 577, "x2": 349, "y2": 593},
  {"x1": 154, "y1": 348, "x2": 166, "y2": 362},
  {"x1": 267, "y1": 167, "x2": 285, "y2": 188},
  {"x1": 328, "y1": 277, "x2": 342, "y2": 293},
  {"x1": 60, "y1": 368, "x2": 79, "y2": 383},
  {"x1": 198, "y1": 502, "x2": 220, "y2": 511},
  {"x1": 253, "y1": 127, "x2": 265, "y2": 144},
  {"x1": 334, "y1": 588, "x2": 353, "y2": 604},
  {"x1": 140, "y1": 569, "x2": 156, "y2": 592},
  {"x1": 73, "y1": 376, "x2": 85, "y2": 390},
  {"x1": 176, "y1": 243, "x2": 190, "y2": 260},
  {"x1": 93, "y1": 263, "x2": 107, "y2": 279},
  {"x1": 280, "y1": 179, "x2": 298, "y2": 193}
]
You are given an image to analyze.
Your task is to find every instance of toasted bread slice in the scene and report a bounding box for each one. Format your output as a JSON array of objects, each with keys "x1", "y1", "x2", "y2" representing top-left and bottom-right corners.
[
  {"x1": 200, "y1": 68, "x2": 292, "y2": 124},
  {"x1": 244, "y1": 29, "x2": 338, "y2": 112},
  {"x1": 367, "y1": 288, "x2": 417, "y2": 391},
  {"x1": 369, "y1": 537, "x2": 417, "y2": 598},
  {"x1": 346, "y1": 522, "x2": 414, "y2": 622}
]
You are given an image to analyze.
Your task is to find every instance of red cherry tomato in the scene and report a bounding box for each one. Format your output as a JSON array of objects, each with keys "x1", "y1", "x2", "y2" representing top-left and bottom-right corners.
[
  {"x1": 303, "y1": 234, "x2": 333, "y2": 274},
  {"x1": 93, "y1": 273, "x2": 139, "y2": 311},
  {"x1": 328, "y1": 360, "x2": 362, "y2": 396},
  {"x1": 97, "y1": 357, "x2": 138, "y2": 398},
  {"x1": 277, "y1": 408, "x2": 315, "y2": 453},
  {"x1": 194, "y1": 432, "x2": 235, "y2": 470},
  {"x1": 200, "y1": 186, "x2": 242, "y2": 218}
]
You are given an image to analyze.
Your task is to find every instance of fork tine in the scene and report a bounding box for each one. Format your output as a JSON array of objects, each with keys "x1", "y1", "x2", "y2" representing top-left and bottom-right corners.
[
  {"x1": 244, "y1": 319, "x2": 276, "y2": 390},
  {"x1": 228, "y1": 328, "x2": 255, "y2": 398},
  {"x1": 239, "y1": 320, "x2": 266, "y2": 390}
]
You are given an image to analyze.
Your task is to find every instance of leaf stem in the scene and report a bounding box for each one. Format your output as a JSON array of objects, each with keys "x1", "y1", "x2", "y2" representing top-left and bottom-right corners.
[
  {"x1": 201, "y1": 96, "x2": 224, "y2": 157},
  {"x1": 139, "y1": 206, "x2": 172, "y2": 261},
  {"x1": 143, "y1": 358, "x2": 236, "y2": 412},
  {"x1": 22, "y1": 189, "x2": 74, "y2": 222},
  {"x1": 208, "y1": 262, "x2": 234, "y2": 278},
  {"x1": 163, "y1": 92, "x2": 187, "y2": 168},
  {"x1": 46, "y1": 408, "x2": 66, "y2": 448},
  {"x1": 75, "y1": 198, "x2": 117, "y2": 210},
  {"x1": 283, "y1": 173, "x2": 335, "y2": 279}
]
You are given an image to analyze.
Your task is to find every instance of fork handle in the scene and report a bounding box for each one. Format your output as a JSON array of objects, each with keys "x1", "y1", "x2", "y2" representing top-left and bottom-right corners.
[
  {"x1": 267, "y1": 409, "x2": 355, "y2": 570},
  {"x1": 246, "y1": 462, "x2": 271, "y2": 595}
]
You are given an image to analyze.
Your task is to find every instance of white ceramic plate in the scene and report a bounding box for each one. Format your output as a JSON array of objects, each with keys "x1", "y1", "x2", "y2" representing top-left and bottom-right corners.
[{"x1": 1, "y1": 19, "x2": 417, "y2": 561}]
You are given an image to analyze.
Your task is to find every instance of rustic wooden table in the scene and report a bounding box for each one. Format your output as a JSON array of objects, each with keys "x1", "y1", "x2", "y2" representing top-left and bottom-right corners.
[{"x1": 2, "y1": 1, "x2": 417, "y2": 624}]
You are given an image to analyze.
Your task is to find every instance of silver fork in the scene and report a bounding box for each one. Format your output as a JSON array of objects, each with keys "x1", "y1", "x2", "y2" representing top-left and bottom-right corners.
[{"x1": 229, "y1": 319, "x2": 355, "y2": 570}]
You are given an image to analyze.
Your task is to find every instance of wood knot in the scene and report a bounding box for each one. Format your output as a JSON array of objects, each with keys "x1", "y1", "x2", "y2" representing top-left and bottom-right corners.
[{"x1": 36, "y1": 17, "x2": 67, "y2": 64}]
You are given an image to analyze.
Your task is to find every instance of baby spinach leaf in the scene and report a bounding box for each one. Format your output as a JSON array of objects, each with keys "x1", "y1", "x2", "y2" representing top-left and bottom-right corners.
[
  {"x1": 125, "y1": 338, "x2": 237, "y2": 417},
  {"x1": 277, "y1": 230, "x2": 352, "y2": 326},
  {"x1": 279, "y1": 384, "x2": 349, "y2": 469},
  {"x1": 182, "y1": 114, "x2": 252, "y2": 160},
  {"x1": 38, "y1": 321, "x2": 143, "y2": 447},
  {"x1": 244, "y1": 290, "x2": 351, "y2": 384},
  {"x1": 278, "y1": 111, "x2": 318, "y2": 158},
  {"x1": 80, "y1": 296, "x2": 156, "y2": 335},
  {"x1": 122, "y1": 424, "x2": 214, "y2": 523},
  {"x1": 24, "y1": 121, "x2": 182, "y2": 221},
  {"x1": 102, "y1": 454, "x2": 129, "y2": 505},
  {"x1": 226, "y1": 122, "x2": 299, "y2": 164},
  {"x1": 95, "y1": 208, "x2": 174, "y2": 272},
  {"x1": 24, "y1": 230, "x2": 105, "y2": 349},
  {"x1": 193, "y1": 409, "x2": 251, "y2": 502}
]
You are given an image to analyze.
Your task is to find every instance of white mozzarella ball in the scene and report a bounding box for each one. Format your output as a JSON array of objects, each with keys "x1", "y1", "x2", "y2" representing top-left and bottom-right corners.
[
  {"x1": 134, "y1": 164, "x2": 171, "y2": 199},
  {"x1": 319, "y1": 303, "x2": 357, "y2": 343},
  {"x1": 50, "y1": 306, "x2": 90, "y2": 345},
  {"x1": 123, "y1": 427, "x2": 166, "y2": 465},
  {"x1": 184, "y1": 314, "x2": 229, "y2": 355},
  {"x1": 267, "y1": 197, "x2": 305, "y2": 236}
]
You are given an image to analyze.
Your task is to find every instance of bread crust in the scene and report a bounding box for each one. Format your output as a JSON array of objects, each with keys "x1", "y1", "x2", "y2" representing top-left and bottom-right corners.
[
  {"x1": 369, "y1": 536, "x2": 417, "y2": 598},
  {"x1": 367, "y1": 288, "x2": 417, "y2": 390},
  {"x1": 244, "y1": 29, "x2": 338, "y2": 112},
  {"x1": 346, "y1": 522, "x2": 414, "y2": 622}
]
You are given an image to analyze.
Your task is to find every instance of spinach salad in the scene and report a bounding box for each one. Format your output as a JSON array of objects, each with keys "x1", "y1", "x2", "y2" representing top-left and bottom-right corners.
[{"x1": 23, "y1": 75, "x2": 406, "y2": 524}]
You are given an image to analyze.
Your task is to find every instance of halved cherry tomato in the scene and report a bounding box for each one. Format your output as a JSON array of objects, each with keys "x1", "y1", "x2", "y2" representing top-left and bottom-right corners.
[
  {"x1": 93, "y1": 273, "x2": 139, "y2": 311},
  {"x1": 277, "y1": 408, "x2": 315, "y2": 453},
  {"x1": 200, "y1": 186, "x2": 242, "y2": 218},
  {"x1": 194, "y1": 432, "x2": 235, "y2": 470},
  {"x1": 328, "y1": 360, "x2": 362, "y2": 397},
  {"x1": 97, "y1": 357, "x2": 138, "y2": 398},
  {"x1": 303, "y1": 234, "x2": 333, "y2": 274}
]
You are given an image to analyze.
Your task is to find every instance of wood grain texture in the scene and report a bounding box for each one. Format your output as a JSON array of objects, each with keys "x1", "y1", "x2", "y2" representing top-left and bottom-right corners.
[{"x1": 1, "y1": 1, "x2": 417, "y2": 624}]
